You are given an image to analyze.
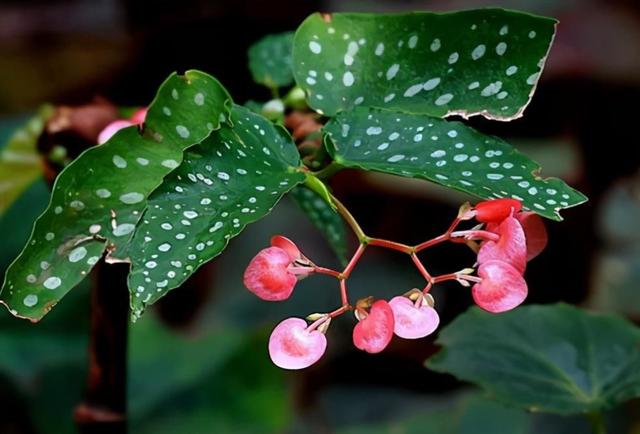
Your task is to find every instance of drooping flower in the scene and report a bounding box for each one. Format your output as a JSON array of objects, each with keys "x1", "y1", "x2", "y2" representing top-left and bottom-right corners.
[
  {"x1": 472, "y1": 260, "x2": 528, "y2": 313},
  {"x1": 353, "y1": 300, "x2": 395, "y2": 353},
  {"x1": 268, "y1": 317, "x2": 327, "y2": 370},
  {"x1": 388, "y1": 296, "x2": 439, "y2": 339},
  {"x1": 243, "y1": 236, "x2": 311, "y2": 301}
]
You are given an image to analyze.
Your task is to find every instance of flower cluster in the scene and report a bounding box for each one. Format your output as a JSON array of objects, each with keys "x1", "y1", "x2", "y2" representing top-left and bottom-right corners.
[{"x1": 244, "y1": 198, "x2": 547, "y2": 370}]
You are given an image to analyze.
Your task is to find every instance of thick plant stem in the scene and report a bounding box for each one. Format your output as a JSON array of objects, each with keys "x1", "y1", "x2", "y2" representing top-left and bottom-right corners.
[
  {"x1": 587, "y1": 412, "x2": 607, "y2": 434},
  {"x1": 74, "y1": 261, "x2": 129, "y2": 434}
]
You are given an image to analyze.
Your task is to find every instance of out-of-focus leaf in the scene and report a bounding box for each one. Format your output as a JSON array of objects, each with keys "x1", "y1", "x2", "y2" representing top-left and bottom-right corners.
[
  {"x1": 324, "y1": 108, "x2": 586, "y2": 220},
  {"x1": 293, "y1": 10, "x2": 555, "y2": 118},
  {"x1": 0, "y1": 70, "x2": 232, "y2": 321},
  {"x1": 0, "y1": 106, "x2": 51, "y2": 216},
  {"x1": 127, "y1": 106, "x2": 305, "y2": 319},
  {"x1": 337, "y1": 392, "x2": 529, "y2": 434},
  {"x1": 248, "y1": 31, "x2": 295, "y2": 89},
  {"x1": 290, "y1": 185, "x2": 348, "y2": 265},
  {"x1": 427, "y1": 304, "x2": 640, "y2": 414},
  {"x1": 130, "y1": 319, "x2": 290, "y2": 434}
]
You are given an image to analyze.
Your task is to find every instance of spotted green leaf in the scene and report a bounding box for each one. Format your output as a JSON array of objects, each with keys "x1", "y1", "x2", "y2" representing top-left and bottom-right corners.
[
  {"x1": 127, "y1": 105, "x2": 305, "y2": 319},
  {"x1": 248, "y1": 31, "x2": 295, "y2": 89},
  {"x1": 293, "y1": 10, "x2": 555, "y2": 118},
  {"x1": 427, "y1": 304, "x2": 640, "y2": 414},
  {"x1": 290, "y1": 186, "x2": 348, "y2": 265},
  {"x1": 324, "y1": 108, "x2": 586, "y2": 220},
  {"x1": 1, "y1": 70, "x2": 232, "y2": 321},
  {"x1": 0, "y1": 106, "x2": 52, "y2": 216}
]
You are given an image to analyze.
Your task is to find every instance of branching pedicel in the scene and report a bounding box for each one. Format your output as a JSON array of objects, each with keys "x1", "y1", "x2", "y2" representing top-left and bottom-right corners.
[{"x1": 243, "y1": 197, "x2": 547, "y2": 369}]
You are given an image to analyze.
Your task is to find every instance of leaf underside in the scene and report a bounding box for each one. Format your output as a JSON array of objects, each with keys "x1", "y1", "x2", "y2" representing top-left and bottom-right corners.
[
  {"x1": 324, "y1": 108, "x2": 586, "y2": 220},
  {"x1": 248, "y1": 31, "x2": 295, "y2": 89},
  {"x1": 293, "y1": 9, "x2": 555, "y2": 119},
  {"x1": 427, "y1": 304, "x2": 640, "y2": 414},
  {"x1": 126, "y1": 105, "x2": 305, "y2": 319},
  {"x1": 0, "y1": 71, "x2": 232, "y2": 321}
]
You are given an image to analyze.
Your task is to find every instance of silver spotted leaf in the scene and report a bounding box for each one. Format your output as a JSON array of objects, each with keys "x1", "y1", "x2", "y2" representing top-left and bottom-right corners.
[
  {"x1": 248, "y1": 31, "x2": 295, "y2": 89},
  {"x1": 290, "y1": 186, "x2": 348, "y2": 265},
  {"x1": 0, "y1": 70, "x2": 232, "y2": 321},
  {"x1": 127, "y1": 105, "x2": 306, "y2": 319},
  {"x1": 324, "y1": 108, "x2": 586, "y2": 220},
  {"x1": 427, "y1": 304, "x2": 640, "y2": 414},
  {"x1": 293, "y1": 10, "x2": 555, "y2": 119}
]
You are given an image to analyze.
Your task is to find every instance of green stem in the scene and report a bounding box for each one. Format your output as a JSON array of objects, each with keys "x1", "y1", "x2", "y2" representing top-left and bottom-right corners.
[
  {"x1": 312, "y1": 161, "x2": 344, "y2": 179},
  {"x1": 587, "y1": 412, "x2": 607, "y2": 434},
  {"x1": 330, "y1": 194, "x2": 367, "y2": 243}
]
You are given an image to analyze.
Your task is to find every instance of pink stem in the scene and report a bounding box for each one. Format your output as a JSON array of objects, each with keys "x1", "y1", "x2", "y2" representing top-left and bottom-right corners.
[
  {"x1": 450, "y1": 229, "x2": 499, "y2": 242},
  {"x1": 312, "y1": 266, "x2": 342, "y2": 278},
  {"x1": 367, "y1": 238, "x2": 414, "y2": 254},
  {"x1": 342, "y1": 244, "x2": 366, "y2": 278},
  {"x1": 410, "y1": 253, "x2": 432, "y2": 282}
]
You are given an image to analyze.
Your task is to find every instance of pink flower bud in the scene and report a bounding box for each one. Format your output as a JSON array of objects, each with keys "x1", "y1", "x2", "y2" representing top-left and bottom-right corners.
[
  {"x1": 353, "y1": 300, "x2": 395, "y2": 353},
  {"x1": 268, "y1": 317, "x2": 327, "y2": 370},
  {"x1": 389, "y1": 296, "x2": 440, "y2": 339},
  {"x1": 475, "y1": 198, "x2": 522, "y2": 223},
  {"x1": 243, "y1": 247, "x2": 298, "y2": 301},
  {"x1": 97, "y1": 120, "x2": 134, "y2": 145},
  {"x1": 478, "y1": 216, "x2": 527, "y2": 273},
  {"x1": 515, "y1": 212, "x2": 548, "y2": 261},
  {"x1": 472, "y1": 260, "x2": 528, "y2": 313}
]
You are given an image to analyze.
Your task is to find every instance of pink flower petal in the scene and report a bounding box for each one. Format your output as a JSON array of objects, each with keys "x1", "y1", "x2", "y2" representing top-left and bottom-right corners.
[
  {"x1": 243, "y1": 247, "x2": 296, "y2": 301},
  {"x1": 97, "y1": 120, "x2": 134, "y2": 145},
  {"x1": 478, "y1": 216, "x2": 527, "y2": 273},
  {"x1": 269, "y1": 318, "x2": 327, "y2": 370},
  {"x1": 353, "y1": 300, "x2": 395, "y2": 353},
  {"x1": 130, "y1": 108, "x2": 147, "y2": 124},
  {"x1": 472, "y1": 260, "x2": 528, "y2": 313},
  {"x1": 515, "y1": 212, "x2": 548, "y2": 261},
  {"x1": 389, "y1": 296, "x2": 440, "y2": 339},
  {"x1": 475, "y1": 198, "x2": 522, "y2": 223},
  {"x1": 270, "y1": 235, "x2": 301, "y2": 261}
]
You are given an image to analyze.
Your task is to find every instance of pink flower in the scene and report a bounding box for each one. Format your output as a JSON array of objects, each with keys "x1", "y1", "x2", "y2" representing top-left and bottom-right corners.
[
  {"x1": 474, "y1": 198, "x2": 522, "y2": 223},
  {"x1": 97, "y1": 120, "x2": 134, "y2": 145},
  {"x1": 243, "y1": 236, "x2": 311, "y2": 301},
  {"x1": 477, "y1": 215, "x2": 527, "y2": 274},
  {"x1": 388, "y1": 296, "x2": 439, "y2": 339},
  {"x1": 97, "y1": 106, "x2": 147, "y2": 144},
  {"x1": 353, "y1": 300, "x2": 395, "y2": 353},
  {"x1": 268, "y1": 317, "x2": 327, "y2": 370},
  {"x1": 130, "y1": 108, "x2": 147, "y2": 124},
  {"x1": 515, "y1": 212, "x2": 548, "y2": 261},
  {"x1": 472, "y1": 260, "x2": 528, "y2": 313}
]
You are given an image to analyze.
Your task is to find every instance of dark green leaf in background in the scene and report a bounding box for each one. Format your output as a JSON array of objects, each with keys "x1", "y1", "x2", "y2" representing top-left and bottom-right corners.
[
  {"x1": 324, "y1": 108, "x2": 586, "y2": 220},
  {"x1": 0, "y1": 70, "x2": 232, "y2": 321},
  {"x1": 290, "y1": 186, "x2": 348, "y2": 265},
  {"x1": 293, "y1": 10, "x2": 555, "y2": 118},
  {"x1": 248, "y1": 31, "x2": 295, "y2": 89},
  {"x1": 0, "y1": 106, "x2": 51, "y2": 216},
  {"x1": 427, "y1": 304, "x2": 640, "y2": 414},
  {"x1": 127, "y1": 106, "x2": 305, "y2": 319}
]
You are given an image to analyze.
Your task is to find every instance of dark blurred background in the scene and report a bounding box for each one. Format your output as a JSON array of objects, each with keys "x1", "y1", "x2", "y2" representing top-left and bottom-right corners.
[{"x1": 0, "y1": 0, "x2": 639, "y2": 433}]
